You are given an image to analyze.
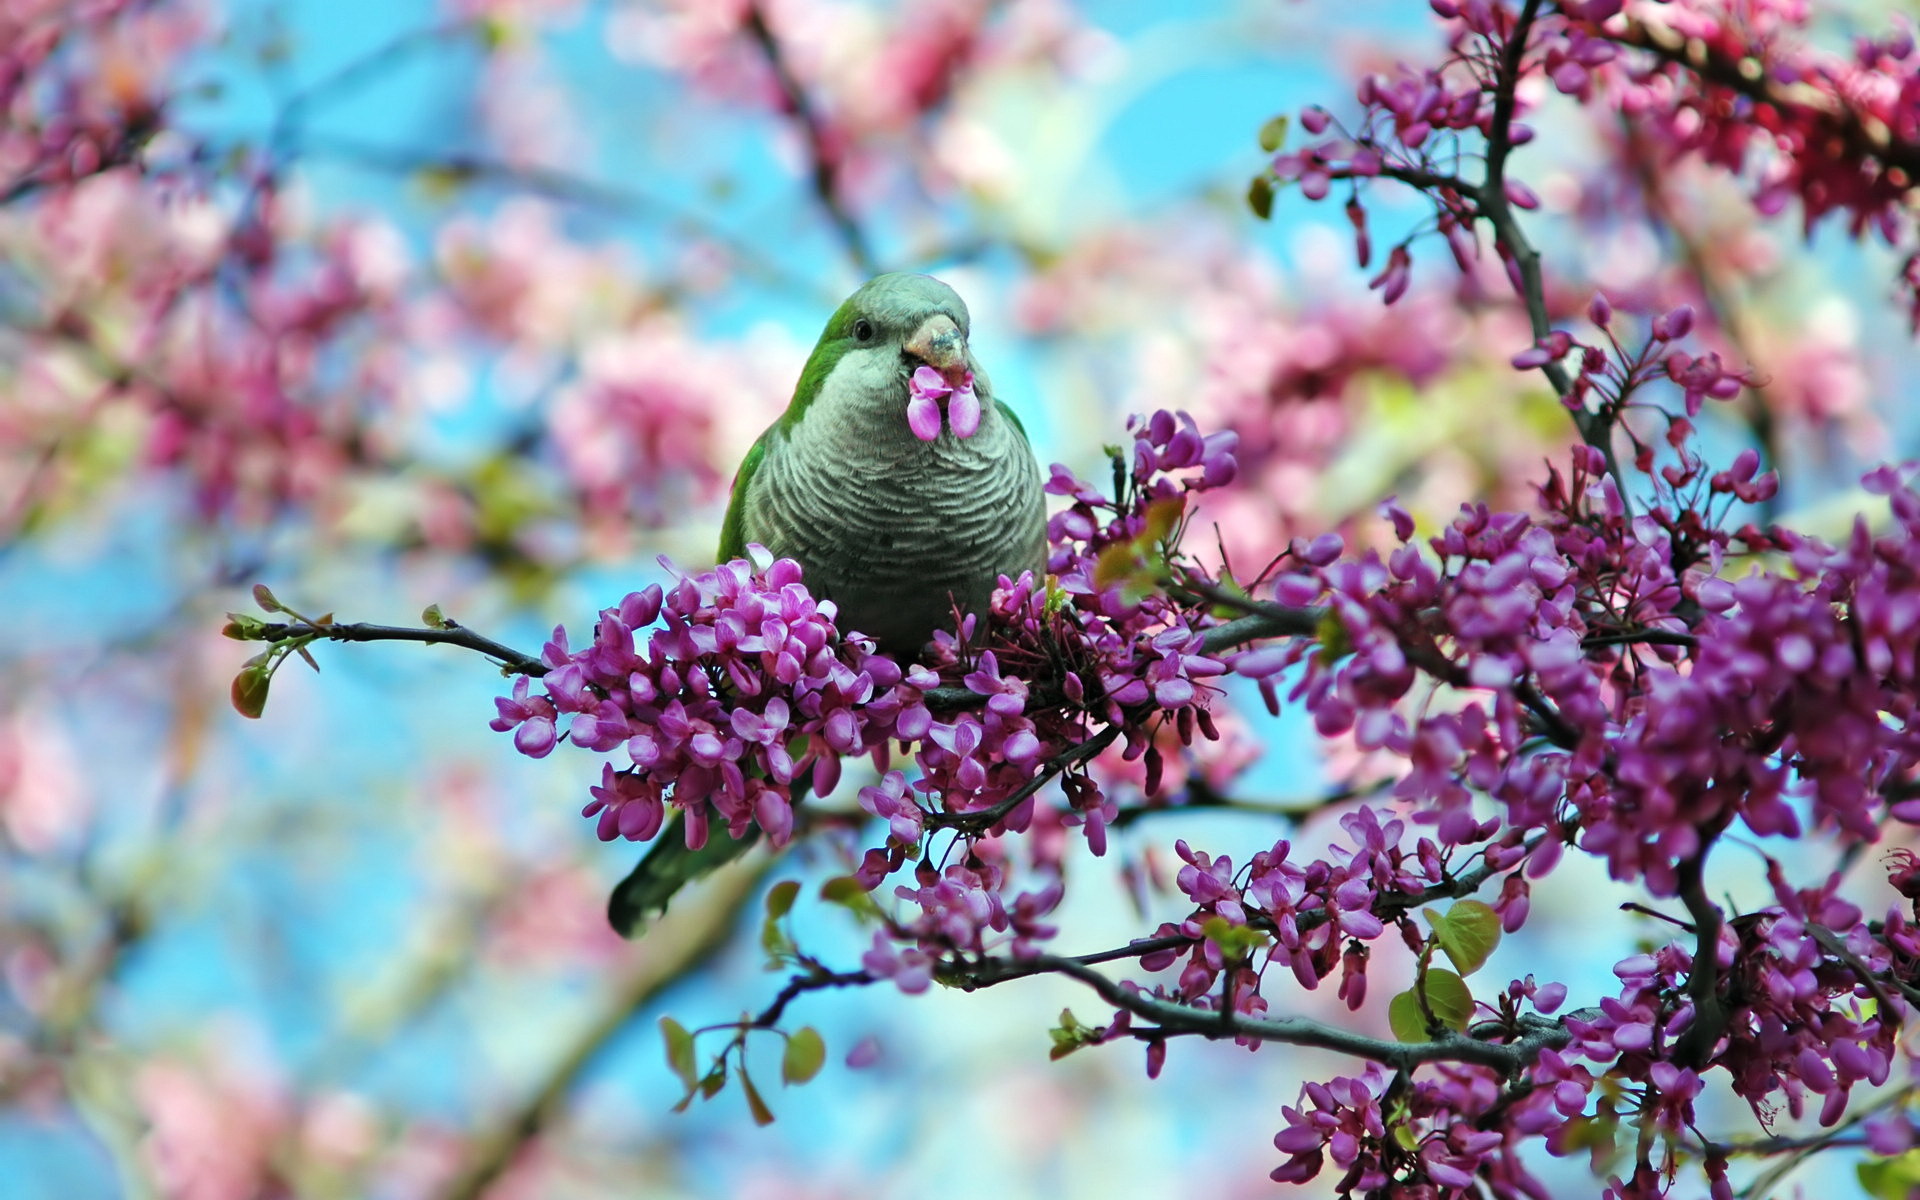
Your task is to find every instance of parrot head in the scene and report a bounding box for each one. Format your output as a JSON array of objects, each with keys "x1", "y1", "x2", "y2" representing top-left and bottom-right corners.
[{"x1": 789, "y1": 272, "x2": 986, "y2": 442}]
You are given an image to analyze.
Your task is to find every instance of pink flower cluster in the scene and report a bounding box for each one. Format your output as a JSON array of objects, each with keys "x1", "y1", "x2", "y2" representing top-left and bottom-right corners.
[
  {"x1": 905, "y1": 364, "x2": 979, "y2": 441},
  {"x1": 861, "y1": 859, "x2": 1062, "y2": 993},
  {"x1": 1265, "y1": 854, "x2": 1912, "y2": 1199},
  {"x1": 1132, "y1": 806, "x2": 1498, "y2": 1022},
  {"x1": 1270, "y1": 0, "x2": 1920, "y2": 318},
  {"x1": 492, "y1": 552, "x2": 933, "y2": 850},
  {"x1": 1, "y1": 1, "x2": 190, "y2": 198},
  {"x1": 492, "y1": 409, "x2": 1247, "y2": 879}
]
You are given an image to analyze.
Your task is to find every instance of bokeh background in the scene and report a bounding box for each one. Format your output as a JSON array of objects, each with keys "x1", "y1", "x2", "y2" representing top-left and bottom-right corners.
[{"x1": 3, "y1": 1, "x2": 1916, "y2": 1196}]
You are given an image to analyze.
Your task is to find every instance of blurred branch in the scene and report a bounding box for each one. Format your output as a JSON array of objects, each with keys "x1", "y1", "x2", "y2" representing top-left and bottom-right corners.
[
  {"x1": 299, "y1": 136, "x2": 827, "y2": 298},
  {"x1": 1719, "y1": 1083, "x2": 1920, "y2": 1199},
  {"x1": 742, "y1": 3, "x2": 880, "y2": 276},
  {"x1": 1672, "y1": 842, "x2": 1728, "y2": 1068},
  {"x1": 436, "y1": 855, "x2": 770, "y2": 1200},
  {"x1": 1112, "y1": 775, "x2": 1392, "y2": 830},
  {"x1": 1475, "y1": 0, "x2": 1630, "y2": 502},
  {"x1": 1618, "y1": 120, "x2": 1781, "y2": 517},
  {"x1": 1613, "y1": 17, "x2": 1920, "y2": 181}
]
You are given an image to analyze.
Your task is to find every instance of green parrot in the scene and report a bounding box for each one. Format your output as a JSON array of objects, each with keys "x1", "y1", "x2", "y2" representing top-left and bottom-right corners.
[
  {"x1": 607, "y1": 272, "x2": 1047, "y2": 935},
  {"x1": 719, "y1": 270, "x2": 1047, "y2": 653}
]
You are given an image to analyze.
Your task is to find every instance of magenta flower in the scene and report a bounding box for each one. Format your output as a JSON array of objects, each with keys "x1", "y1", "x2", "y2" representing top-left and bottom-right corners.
[{"x1": 906, "y1": 364, "x2": 980, "y2": 441}]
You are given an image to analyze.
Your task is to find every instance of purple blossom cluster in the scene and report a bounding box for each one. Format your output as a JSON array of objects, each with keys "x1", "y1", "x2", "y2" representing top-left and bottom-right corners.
[
  {"x1": 1264, "y1": 851, "x2": 1914, "y2": 1199},
  {"x1": 1270, "y1": 0, "x2": 1920, "y2": 320},
  {"x1": 1132, "y1": 808, "x2": 1487, "y2": 1023},
  {"x1": 491, "y1": 553, "x2": 934, "y2": 850},
  {"x1": 861, "y1": 859, "x2": 1063, "y2": 993},
  {"x1": 1272, "y1": 1060, "x2": 1547, "y2": 1196},
  {"x1": 490, "y1": 408, "x2": 1249, "y2": 902}
]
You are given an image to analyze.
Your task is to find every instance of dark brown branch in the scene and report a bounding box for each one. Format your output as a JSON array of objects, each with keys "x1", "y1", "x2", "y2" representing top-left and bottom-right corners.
[
  {"x1": 752, "y1": 969, "x2": 874, "y2": 1029},
  {"x1": 960, "y1": 953, "x2": 1574, "y2": 1072},
  {"x1": 238, "y1": 618, "x2": 549, "y2": 677},
  {"x1": 925, "y1": 723, "x2": 1123, "y2": 833},
  {"x1": 1672, "y1": 847, "x2": 1727, "y2": 1068}
]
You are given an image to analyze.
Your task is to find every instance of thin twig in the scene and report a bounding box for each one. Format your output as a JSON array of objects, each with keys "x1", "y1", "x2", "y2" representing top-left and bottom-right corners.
[
  {"x1": 959, "y1": 953, "x2": 1574, "y2": 1072},
  {"x1": 239, "y1": 618, "x2": 549, "y2": 676}
]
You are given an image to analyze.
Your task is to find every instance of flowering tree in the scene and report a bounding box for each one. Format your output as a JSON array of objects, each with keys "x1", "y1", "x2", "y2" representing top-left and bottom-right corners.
[{"x1": 10, "y1": 0, "x2": 1920, "y2": 1197}]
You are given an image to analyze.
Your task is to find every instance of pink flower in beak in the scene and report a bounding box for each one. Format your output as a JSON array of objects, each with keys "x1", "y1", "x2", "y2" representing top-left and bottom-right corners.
[{"x1": 907, "y1": 365, "x2": 980, "y2": 441}]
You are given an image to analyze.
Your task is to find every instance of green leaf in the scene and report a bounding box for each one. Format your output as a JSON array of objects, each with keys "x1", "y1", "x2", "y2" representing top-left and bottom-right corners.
[
  {"x1": 760, "y1": 917, "x2": 792, "y2": 963},
  {"x1": 660, "y1": 1017, "x2": 697, "y2": 1092},
  {"x1": 1257, "y1": 114, "x2": 1289, "y2": 153},
  {"x1": 819, "y1": 875, "x2": 881, "y2": 920},
  {"x1": 1386, "y1": 969, "x2": 1474, "y2": 1042},
  {"x1": 765, "y1": 880, "x2": 801, "y2": 920},
  {"x1": 739, "y1": 1068, "x2": 776, "y2": 1126},
  {"x1": 221, "y1": 613, "x2": 268, "y2": 640},
  {"x1": 422, "y1": 603, "x2": 448, "y2": 629},
  {"x1": 1048, "y1": 1008, "x2": 1101, "y2": 1061},
  {"x1": 230, "y1": 658, "x2": 272, "y2": 720},
  {"x1": 1860, "y1": 1150, "x2": 1920, "y2": 1200},
  {"x1": 782, "y1": 1027, "x2": 826, "y2": 1085},
  {"x1": 1313, "y1": 608, "x2": 1353, "y2": 665},
  {"x1": 1247, "y1": 174, "x2": 1274, "y2": 221},
  {"x1": 252, "y1": 583, "x2": 283, "y2": 613},
  {"x1": 1428, "y1": 899, "x2": 1502, "y2": 976},
  {"x1": 1200, "y1": 915, "x2": 1269, "y2": 960},
  {"x1": 760, "y1": 880, "x2": 802, "y2": 962}
]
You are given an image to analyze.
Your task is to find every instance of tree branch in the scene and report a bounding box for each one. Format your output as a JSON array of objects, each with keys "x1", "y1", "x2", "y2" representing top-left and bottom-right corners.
[
  {"x1": 235, "y1": 617, "x2": 550, "y2": 676},
  {"x1": 960, "y1": 953, "x2": 1573, "y2": 1072},
  {"x1": 1672, "y1": 846, "x2": 1728, "y2": 1068},
  {"x1": 435, "y1": 857, "x2": 768, "y2": 1200}
]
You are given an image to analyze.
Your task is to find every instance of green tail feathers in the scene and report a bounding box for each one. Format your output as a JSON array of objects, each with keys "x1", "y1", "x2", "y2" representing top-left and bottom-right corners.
[
  {"x1": 605, "y1": 776, "x2": 812, "y2": 937},
  {"x1": 607, "y1": 821, "x2": 763, "y2": 937}
]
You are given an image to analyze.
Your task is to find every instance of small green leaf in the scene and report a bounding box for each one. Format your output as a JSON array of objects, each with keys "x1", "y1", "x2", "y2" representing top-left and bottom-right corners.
[
  {"x1": 1313, "y1": 609, "x2": 1353, "y2": 665},
  {"x1": 1387, "y1": 988, "x2": 1427, "y2": 1043},
  {"x1": 1257, "y1": 114, "x2": 1290, "y2": 153},
  {"x1": 1860, "y1": 1150, "x2": 1920, "y2": 1200},
  {"x1": 1248, "y1": 174, "x2": 1274, "y2": 221},
  {"x1": 221, "y1": 613, "x2": 268, "y2": 640},
  {"x1": 1200, "y1": 915, "x2": 1269, "y2": 960},
  {"x1": 782, "y1": 1027, "x2": 826, "y2": 1085},
  {"x1": 766, "y1": 880, "x2": 801, "y2": 920},
  {"x1": 739, "y1": 1068, "x2": 775, "y2": 1126},
  {"x1": 760, "y1": 915, "x2": 792, "y2": 963},
  {"x1": 660, "y1": 1017, "x2": 697, "y2": 1092},
  {"x1": 1430, "y1": 899, "x2": 1502, "y2": 976},
  {"x1": 1048, "y1": 1008, "x2": 1101, "y2": 1061},
  {"x1": 252, "y1": 583, "x2": 283, "y2": 613},
  {"x1": 422, "y1": 604, "x2": 449, "y2": 628},
  {"x1": 1387, "y1": 970, "x2": 1475, "y2": 1042},
  {"x1": 819, "y1": 875, "x2": 881, "y2": 919},
  {"x1": 699, "y1": 1061, "x2": 727, "y2": 1099},
  {"x1": 230, "y1": 658, "x2": 272, "y2": 720}
]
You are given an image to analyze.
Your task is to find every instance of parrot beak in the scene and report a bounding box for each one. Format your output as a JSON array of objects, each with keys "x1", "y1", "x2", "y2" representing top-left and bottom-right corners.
[{"x1": 904, "y1": 314, "x2": 969, "y2": 388}]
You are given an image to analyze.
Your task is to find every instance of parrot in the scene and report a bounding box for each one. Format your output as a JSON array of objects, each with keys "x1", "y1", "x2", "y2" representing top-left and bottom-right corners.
[
  {"x1": 719, "y1": 270, "x2": 1047, "y2": 653},
  {"x1": 607, "y1": 271, "x2": 1047, "y2": 935}
]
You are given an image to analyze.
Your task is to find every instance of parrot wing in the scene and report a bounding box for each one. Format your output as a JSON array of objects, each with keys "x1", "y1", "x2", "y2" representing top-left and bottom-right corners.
[{"x1": 716, "y1": 425, "x2": 776, "y2": 563}]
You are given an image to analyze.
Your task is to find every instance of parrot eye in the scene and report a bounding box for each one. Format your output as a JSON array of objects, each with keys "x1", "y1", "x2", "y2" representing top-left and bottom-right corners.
[{"x1": 852, "y1": 318, "x2": 875, "y2": 343}]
